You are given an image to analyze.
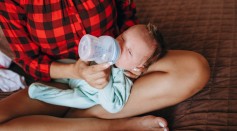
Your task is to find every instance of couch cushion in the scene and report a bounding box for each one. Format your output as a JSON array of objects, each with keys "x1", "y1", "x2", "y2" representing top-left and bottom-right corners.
[{"x1": 134, "y1": 0, "x2": 237, "y2": 130}]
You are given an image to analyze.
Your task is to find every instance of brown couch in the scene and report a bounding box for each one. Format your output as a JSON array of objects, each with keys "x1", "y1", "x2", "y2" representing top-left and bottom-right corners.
[
  {"x1": 134, "y1": 0, "x2": 237, "y2": 130},
  {"x1": 1, "y1": 0, "x2": 237, "y2": 130}
]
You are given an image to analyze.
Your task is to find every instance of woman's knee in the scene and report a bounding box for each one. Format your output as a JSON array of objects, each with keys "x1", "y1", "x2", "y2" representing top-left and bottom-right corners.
[
  {"x1": 182, "y1": 51, "x2": 210, "y2": 92},
  {"x1": 190, "y1": 51, "x2": 210, "y2": 80},
  {"x1": 161, "y1": 51, "x2": 211, "y2": 103},
  {"x1": 163, "y1": 51, "x2": 210, "y2": 95}
]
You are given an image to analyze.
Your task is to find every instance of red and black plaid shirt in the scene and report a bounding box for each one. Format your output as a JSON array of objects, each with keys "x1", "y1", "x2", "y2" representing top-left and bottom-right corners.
[{"x1": 0, "y1": 0, "x2": 138, "y2": 81}]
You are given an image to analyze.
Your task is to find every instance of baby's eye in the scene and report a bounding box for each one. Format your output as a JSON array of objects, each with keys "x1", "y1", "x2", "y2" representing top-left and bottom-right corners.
[
  {"x1": 121, "y1": 35, "x2": 124, "y2": 41},
  {"x1": 128, "y1": 49, "x2": 132, "y2": 56}
]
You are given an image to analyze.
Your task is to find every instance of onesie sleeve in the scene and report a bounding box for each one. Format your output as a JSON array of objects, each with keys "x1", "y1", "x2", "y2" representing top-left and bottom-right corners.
[{"x1": 98, "y1": 67, "x2": 133, "y2": 113}]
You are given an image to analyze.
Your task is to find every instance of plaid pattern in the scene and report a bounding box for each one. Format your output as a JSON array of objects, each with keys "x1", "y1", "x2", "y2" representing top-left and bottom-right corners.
[{"x1": 0, "y1": 0, "x2": 137, "y2": 81}]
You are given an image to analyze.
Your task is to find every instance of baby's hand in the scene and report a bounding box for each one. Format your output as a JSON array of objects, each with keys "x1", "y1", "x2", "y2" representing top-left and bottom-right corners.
[{"x1": 124, "y1": 67, "x2": 145, "y2": 80}]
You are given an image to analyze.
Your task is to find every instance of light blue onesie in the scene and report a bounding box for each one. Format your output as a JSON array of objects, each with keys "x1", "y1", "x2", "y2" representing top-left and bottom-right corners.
[{"x1": 28, "y1": 67, "x2": 133, "y2": 113}]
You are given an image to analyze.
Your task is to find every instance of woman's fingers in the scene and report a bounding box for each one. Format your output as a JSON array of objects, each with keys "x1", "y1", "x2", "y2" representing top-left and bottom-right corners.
[
  {"x1": 81, "y1": 62, "x2": 112, "y2": 89},
  {"x1": 90, "y1": 69, "x2": 110, "y2": 80},
  {"x1": 87, "y1": 62, "x2": 111, "y2": 74}
]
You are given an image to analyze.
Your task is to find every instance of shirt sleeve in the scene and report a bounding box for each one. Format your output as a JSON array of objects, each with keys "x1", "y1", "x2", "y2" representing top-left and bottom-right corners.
[
  {"x1": 116, "y1": 0, "x2": 139, "y2": 33},
  {"x1": 0, "y1": 0, "x2": 52, "y2": 81},
  {"x1": 98, "y1": 68, "x2": 133, "y2": 113}
]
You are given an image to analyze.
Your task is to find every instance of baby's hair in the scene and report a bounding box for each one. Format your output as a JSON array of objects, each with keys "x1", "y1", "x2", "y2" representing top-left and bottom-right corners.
[
  {"x1": 146, "y1": 23, "x2": 167, "y2": 58},
  {"x1": 143, "y1": 23, "x2": 168, "y2": 68}
]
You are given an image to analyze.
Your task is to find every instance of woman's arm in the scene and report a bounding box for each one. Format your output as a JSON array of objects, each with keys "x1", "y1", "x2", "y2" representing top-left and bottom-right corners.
[
  {"x1": 0, "y1": 1, "x2": 53, "y2": 81},
  {"x1": 50, "y1": 60, "x2": 112, "y2": 89}
]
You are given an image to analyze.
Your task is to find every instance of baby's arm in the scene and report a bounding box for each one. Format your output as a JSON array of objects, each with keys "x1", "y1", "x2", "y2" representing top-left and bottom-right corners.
[
  {"x1": 28, "y1": 82, "x2": 97, "y2": 109},
  {"x1": 97, "y1": 68, "x2": 133, "y2": 113}
]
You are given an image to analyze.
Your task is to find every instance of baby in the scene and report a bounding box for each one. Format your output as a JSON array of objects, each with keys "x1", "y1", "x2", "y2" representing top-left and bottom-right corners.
[{"x1": 28, "y1": 23, "x2": 167, "y2": 113}]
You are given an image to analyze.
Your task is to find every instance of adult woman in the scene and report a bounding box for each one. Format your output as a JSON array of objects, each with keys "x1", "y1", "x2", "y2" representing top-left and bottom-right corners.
[{"x1": 0, "y1": 0, "x2": 210, "y2": 130}]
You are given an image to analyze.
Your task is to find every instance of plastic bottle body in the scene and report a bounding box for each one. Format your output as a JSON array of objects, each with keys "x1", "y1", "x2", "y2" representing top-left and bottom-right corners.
[{"x1": 79, "y1": 34, "x2": 120, "y2": 64}]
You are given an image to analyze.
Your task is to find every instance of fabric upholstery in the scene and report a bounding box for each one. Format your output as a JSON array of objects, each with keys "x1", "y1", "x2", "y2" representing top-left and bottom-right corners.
[{"x1": 134, "y1": 0, "x2": 237, "y2": 130}]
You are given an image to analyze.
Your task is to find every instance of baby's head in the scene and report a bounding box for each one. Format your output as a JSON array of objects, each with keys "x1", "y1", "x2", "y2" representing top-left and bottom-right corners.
[{"x1": 115, "y1": 23, "x2": 167, "y2": 71}]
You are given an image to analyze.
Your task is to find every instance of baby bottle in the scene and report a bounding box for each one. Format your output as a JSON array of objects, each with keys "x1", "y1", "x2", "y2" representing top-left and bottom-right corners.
[{"x1": 78, "y1": 34, "x2": 120, "y2": 64}]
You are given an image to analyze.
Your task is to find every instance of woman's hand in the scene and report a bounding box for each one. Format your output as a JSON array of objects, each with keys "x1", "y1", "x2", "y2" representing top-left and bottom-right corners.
[{"x1": 72, "y1": 59, "x2": 112, "y2": 89}]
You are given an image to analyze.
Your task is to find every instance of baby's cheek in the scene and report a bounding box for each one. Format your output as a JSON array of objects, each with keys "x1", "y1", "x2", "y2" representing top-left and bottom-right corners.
[
  {"x1": 115, "y1": 59, "x2": 124, "y2": 69},
  {"x1": 115, "y1": 58, "x2": 132, "y2": 70}
]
